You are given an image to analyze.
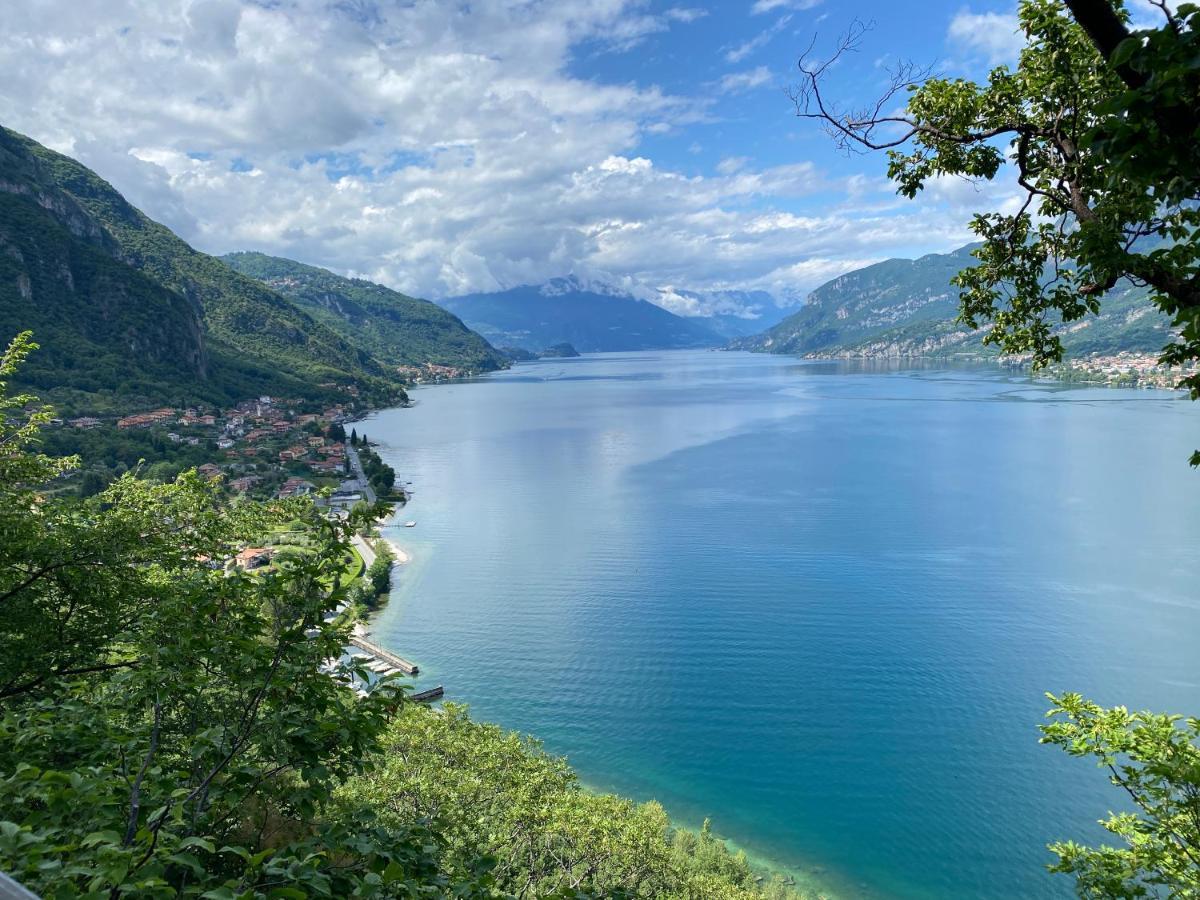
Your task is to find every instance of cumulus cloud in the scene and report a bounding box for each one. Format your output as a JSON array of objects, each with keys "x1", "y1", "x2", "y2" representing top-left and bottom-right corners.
[
  {"x1": 0, "y1": 0, "x2": 985, "y2": 306},
  {"x1": 947, "y1": 10, "x2": 1023, "y2": 66}
]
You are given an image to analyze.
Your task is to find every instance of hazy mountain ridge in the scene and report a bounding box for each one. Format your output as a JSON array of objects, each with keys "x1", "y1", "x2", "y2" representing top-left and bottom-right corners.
[
  {"x1": 438, "y1": 278, "x2": 726, "y2": 352},
  {"x1": 733, "y1": 244, "x2": 1174, "y2": 359}
]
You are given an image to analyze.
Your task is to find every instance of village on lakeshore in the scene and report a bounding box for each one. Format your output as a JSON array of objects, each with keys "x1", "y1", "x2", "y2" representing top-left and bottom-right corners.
[
  {"x1": 49, "y1": 390, "x2": 406, "y2": 506},
  {"x1": 1036, "y1": 352, "x2": 1196, "y2": 390}
]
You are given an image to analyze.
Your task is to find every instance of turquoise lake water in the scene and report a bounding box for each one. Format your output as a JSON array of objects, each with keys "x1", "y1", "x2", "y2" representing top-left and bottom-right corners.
[{"x1": 362, "y1": 350, "x2": 1200, "y2": 899}]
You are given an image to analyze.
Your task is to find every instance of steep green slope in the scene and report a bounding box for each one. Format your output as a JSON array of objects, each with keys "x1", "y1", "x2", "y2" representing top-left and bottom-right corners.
[
  {"x1": 0, "y1": 188, "x2": 211, "y2": 411},
  {"x1": 222, "y1": 252, "x2": 507, "y2": 372},
  {"x1": 733, "y1": 244, "x2": 1174, "y2": 359},
  {"x1": 440, "y1": 278, "x2": 723, "y2": 352},
  {"x1": 0, "y1": 125, "x2": 403, "y2": 411}
]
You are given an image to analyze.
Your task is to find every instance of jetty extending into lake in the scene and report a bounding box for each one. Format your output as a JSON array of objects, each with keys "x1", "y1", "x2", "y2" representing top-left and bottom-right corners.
[{"x1": 349, "y1": 633, "x2": 419, "y2": 675}]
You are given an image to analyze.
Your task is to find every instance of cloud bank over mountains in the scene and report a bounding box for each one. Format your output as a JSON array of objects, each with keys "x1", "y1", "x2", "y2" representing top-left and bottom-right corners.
[{"x1": 1, "y1": 0, "x2": 1013, "y2": 315}]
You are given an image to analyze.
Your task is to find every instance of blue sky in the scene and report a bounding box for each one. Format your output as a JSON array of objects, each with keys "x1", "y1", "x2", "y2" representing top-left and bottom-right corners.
[{"x1": 0, "y1": 0, "x2": 1033, "y2": 314}]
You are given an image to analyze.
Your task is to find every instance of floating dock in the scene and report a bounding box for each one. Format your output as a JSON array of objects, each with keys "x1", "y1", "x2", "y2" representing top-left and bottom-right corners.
[
  {"x1": 349, "y1": 635, "x2": 419, "y2": 675},
  {"x1": 409, "y1": 685, "x2": 444, "y2": 703}
]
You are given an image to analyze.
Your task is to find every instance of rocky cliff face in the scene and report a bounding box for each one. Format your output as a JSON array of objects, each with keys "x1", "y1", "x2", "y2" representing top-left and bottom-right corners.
[{"x1": 0, "y1": 157, "x2": 211, "y2": 396}]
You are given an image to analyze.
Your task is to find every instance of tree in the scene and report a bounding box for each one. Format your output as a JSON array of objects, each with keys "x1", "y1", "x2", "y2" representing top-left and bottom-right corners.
[
  {"x1": 336, "y1": 703, "x2": 796, "y2": 899},
  {"x1": 0, "y1": 333, "x2": 479, "y2": 897},
  {"x1": 1040, "y1": 693, "x2": 1200, "y2": 897},
  {"x1": 792, "y1": 0, "x2": 1200, "y2": 452},
  {"x1": 350, "y1": 428, "x2": 358, "y2": 446}
]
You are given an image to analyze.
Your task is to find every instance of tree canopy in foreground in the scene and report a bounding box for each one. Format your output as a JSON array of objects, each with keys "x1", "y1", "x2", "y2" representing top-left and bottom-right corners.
[{"x1": 0, "y1": 330, "x2": 803, "y2": 898}]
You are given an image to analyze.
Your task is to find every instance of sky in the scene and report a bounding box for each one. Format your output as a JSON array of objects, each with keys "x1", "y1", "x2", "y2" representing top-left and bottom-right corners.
[{"x1": 1, "y1": 0, "x2": 1044, "y2": 313}]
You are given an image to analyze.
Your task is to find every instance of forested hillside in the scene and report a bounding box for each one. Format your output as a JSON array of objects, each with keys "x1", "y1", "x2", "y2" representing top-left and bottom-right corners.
[
  {"x1": 734, "y1": 244, "x2": 1173, "y2": 360},
  {"x1": 223, "y1": 252, "x2": 507, "y2": 373},
  {"x1": 0, "y1": 125, "x2": 402, "y2": 412}
]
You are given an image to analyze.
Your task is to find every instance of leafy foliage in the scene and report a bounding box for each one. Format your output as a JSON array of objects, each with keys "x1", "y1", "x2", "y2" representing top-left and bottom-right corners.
[
  {"x1": 357, "y1": 444, "x2": 397, "y2": 496},
  {"x1": 792, "y1": 0, "x2": 1199, "y2": 433},
  {"x1": 1041, "y1": 693, "x2": 1200, "y2": 898},
  {"x1": 0, "y1": 334, "x2": 458, "y2": 897},
  {"x1": 337, "y1": 704, "x2": 801, "y2": 900}
]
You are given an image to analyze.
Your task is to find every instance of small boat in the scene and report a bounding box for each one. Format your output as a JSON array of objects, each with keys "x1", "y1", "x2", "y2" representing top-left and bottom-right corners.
[{"x1": 404, "y1": 521, "x2": 417, "y2": 528}]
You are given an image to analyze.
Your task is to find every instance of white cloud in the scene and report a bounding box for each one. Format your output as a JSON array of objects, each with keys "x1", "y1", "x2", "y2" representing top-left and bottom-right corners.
[
  {"x1": 0, "y1": 0, "x2": 987, "y2": 307},
  {"x1": 725, "y1": 14, "x2": 792, "y2": 63},
  {"x1": 718, "y1": 66, "x2": 773, "y2": 94},
  {"x1": 751, "y1": 0, "x2": 823, "y2": 14},
  {"x1": 947, "y1": 10, "x2": 1023, "y2": 66}
]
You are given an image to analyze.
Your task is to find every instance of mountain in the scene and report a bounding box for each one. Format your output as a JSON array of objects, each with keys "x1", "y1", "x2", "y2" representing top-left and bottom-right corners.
[
  {"x1": 0, "y1": 125, "x2": 402, "y2": 412},
  {"x1": 438, "y1": 276, "x2": 724, "y2": 352},
  {"x1": 221, "y1": 252, "x2": 507, "y2": 373},
  {"x1": 733, "y1": 244, "x2": 1174, "y2": 359}
]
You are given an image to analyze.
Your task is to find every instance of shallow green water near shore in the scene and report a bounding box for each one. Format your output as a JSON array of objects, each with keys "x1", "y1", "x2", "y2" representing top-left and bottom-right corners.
[{"x1": 364, "y1": 351, "x2": 1200, "y2": 899}]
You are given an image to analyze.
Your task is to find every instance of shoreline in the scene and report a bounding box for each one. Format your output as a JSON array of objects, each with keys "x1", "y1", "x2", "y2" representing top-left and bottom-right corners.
[
  {"x1": 375, "y1": 506, "x2": 412, "y2": 565},
  {"x1": 574, "y1": 773, "x2": 853, "y2": 900},
  {"x1": 358, "y1": 363, "x2": 860, "y2": 900}
]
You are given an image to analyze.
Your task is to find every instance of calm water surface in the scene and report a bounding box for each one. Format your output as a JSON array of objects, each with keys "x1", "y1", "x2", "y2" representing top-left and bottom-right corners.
[{"x1": 361, "y1": 351, "x2": 1200, "y2": 899}]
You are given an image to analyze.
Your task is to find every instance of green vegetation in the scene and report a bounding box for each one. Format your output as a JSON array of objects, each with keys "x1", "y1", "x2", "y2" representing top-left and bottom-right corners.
[
  {"x1": 348, "y1": 543, "x2": 394, "y2": 613},
  {"x1": 356, "y1": 439, "x2": 398, "y2": 498},
  {"x1": 0, "y1": 333, "x2": 800, "y2": 898},
  {"x1": 222, "y1": 253, "x2": 508, "y2": 374},
  {"x1": 733, "y1": 244, "x2": 1171, "y2": 360},
  {"x1": 337, "y1": 703, "x2": 800, "y2": 900},
  {"x1": 38, "y1": 425, "x2": 218, "y2": 496},
  {"x1": 1039, "y1": 693, "x2": 1200, "y2": 898},
  {"x1": 789, "y1": 0, "x2": 1199, "y2": 426}
]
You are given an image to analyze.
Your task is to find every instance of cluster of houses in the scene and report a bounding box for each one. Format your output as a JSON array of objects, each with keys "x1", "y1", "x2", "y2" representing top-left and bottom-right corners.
[
  {"x1": 66, "y1": 395, "x2": 362, "y2": 500},
  {"x1": 1052, "y1": 353, "x2": 1193, "y2": 389},
  {"x1": 395, "y1": 362, "x2": 470, "y2": 383}
]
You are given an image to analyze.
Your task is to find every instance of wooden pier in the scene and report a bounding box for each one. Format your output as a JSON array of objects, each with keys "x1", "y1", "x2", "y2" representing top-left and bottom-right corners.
[
  {"x1": 349, "y1": 635, "x2": 419, "y2": 675},
  {"x1": 409, "y1": 685, "x2": 444, "y2": 703}
]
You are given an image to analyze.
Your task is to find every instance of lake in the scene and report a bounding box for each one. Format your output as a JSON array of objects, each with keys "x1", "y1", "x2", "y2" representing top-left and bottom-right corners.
[{"x1": 361, "y1": 350, "x2": 1200, "y2": 899}]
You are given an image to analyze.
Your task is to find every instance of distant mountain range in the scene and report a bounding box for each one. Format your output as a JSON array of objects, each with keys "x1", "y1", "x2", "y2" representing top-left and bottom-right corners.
[
  {"x1": 732, "y1": 244, "x2": 1174, "y2": 359},
  {"x1": 438, "y1": 276, "x2": 795, "y2": 352},
  {"x1": 0, "y1": 125, "x2": 502, "y2": 413}
]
